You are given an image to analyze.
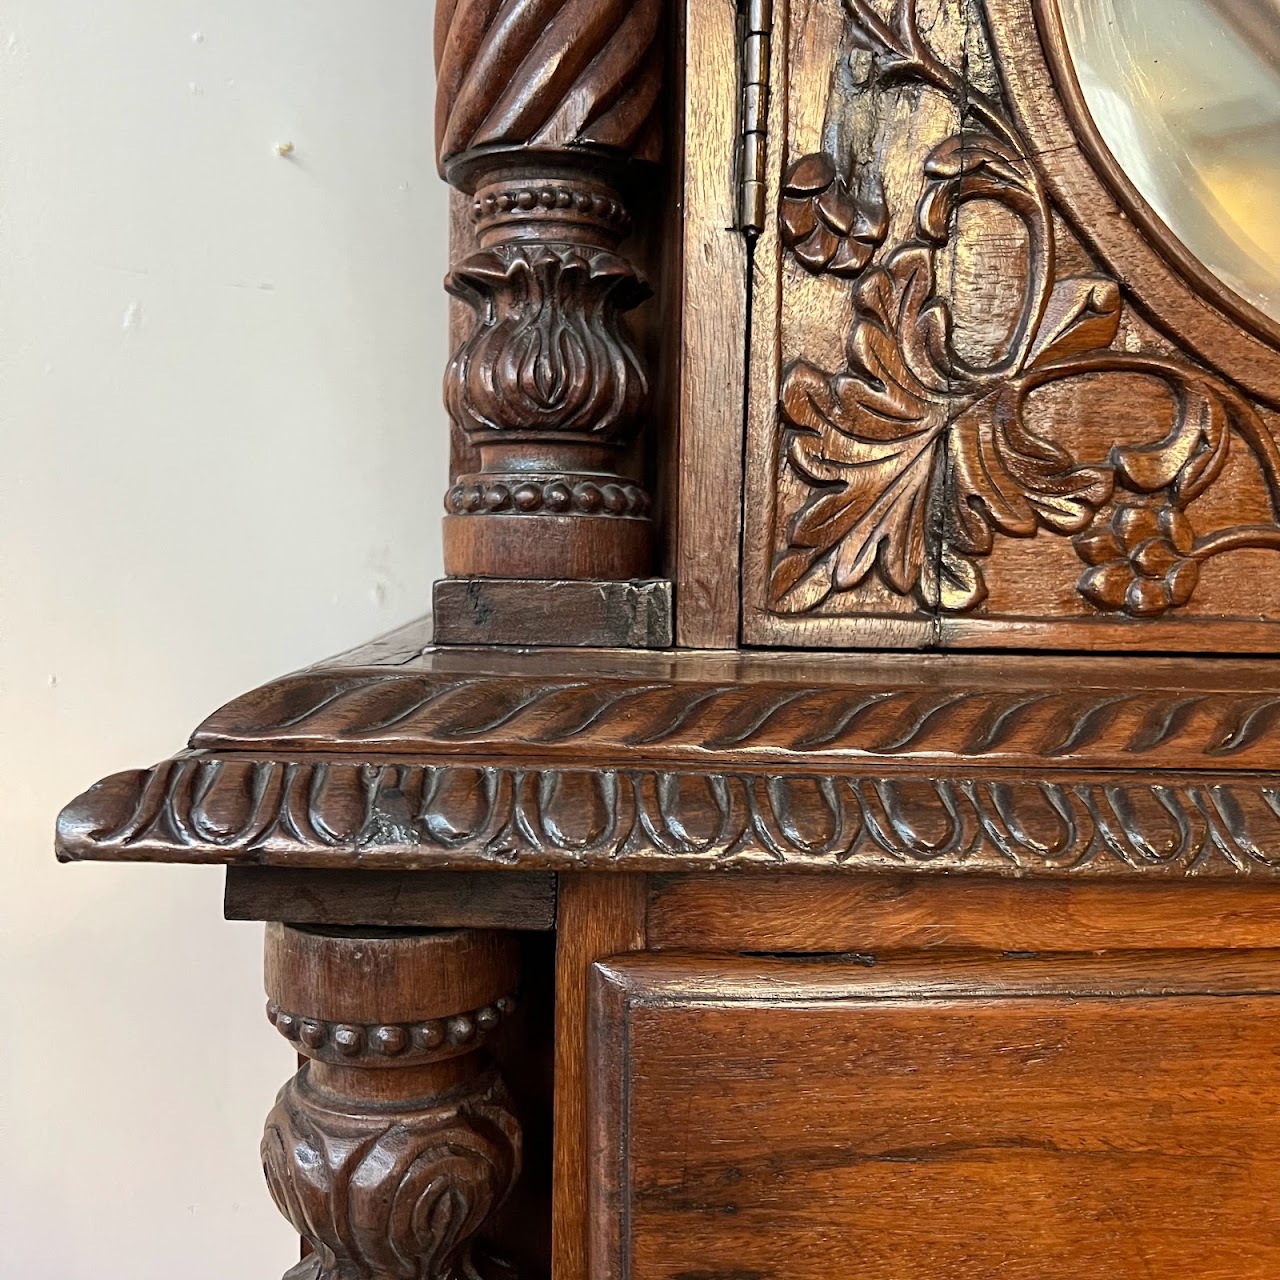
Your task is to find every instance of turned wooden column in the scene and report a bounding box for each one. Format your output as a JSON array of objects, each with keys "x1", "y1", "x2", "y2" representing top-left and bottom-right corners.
[
  {"x1": 261, "y1": 926, "x2": 521, "y2": 1280},
  {"x1": 432, "y1": 0, "x2": 664, "y2": 596}
]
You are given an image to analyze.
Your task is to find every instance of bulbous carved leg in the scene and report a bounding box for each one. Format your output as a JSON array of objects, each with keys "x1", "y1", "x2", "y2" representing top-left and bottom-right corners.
[{"x1": 260, "y1": 926, "x2": 522, "y2": 1280}]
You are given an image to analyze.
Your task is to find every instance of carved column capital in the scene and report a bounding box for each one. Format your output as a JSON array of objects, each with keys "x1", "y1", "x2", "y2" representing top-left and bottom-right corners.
[{"x1": 260, "y1": 926, "x2": 522, "y2": 1280}]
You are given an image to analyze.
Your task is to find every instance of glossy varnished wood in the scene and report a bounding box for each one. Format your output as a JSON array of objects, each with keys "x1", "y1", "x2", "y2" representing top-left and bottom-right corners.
[
  {"x1": 261, "y1": 926, "x2": 522, "y2": 1279},
  {"x1": 57, "y1": 639, "x2": 1280, "y2": 878},
  {"x1": 52, "y1": 1, "x2": 1280, "y2": 1276},
  {"x1": 647, "y1": 872, "x2": 1280, "y2": 952},
  {"x1": 742, "y1": 0, "x2": 1280, "y2": 650},
  {"x1": 591, "y1": 950, "x2": 1280, "y2": 1279},
  {"x1": 551, "y1": 873, "x2": 646, "y2": 1280}
]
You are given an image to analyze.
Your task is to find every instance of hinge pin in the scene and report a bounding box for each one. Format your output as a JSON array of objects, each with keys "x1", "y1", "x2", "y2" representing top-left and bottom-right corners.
[{"x1": 739, "y1": 0, "x2": 773, "y2": 236}]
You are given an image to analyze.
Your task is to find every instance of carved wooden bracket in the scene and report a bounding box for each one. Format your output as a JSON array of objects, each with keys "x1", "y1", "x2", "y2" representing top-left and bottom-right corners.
[{"x1": 433, "y1": 0, "x2": 664, "y2": 584}]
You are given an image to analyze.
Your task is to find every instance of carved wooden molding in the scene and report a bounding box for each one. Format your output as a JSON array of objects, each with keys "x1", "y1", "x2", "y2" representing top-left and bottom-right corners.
[
  {"x1": 266, "y1": 995, "x2": 516, "y2": 1067},
  {"x1": 744, "y1": 0, "x2": 1280, "y2": 647},
  {"x1": 434, "y1": 0, "x2": 663, "y2": 174},
  {"x1": 189, "y1": 666, "x2": 1280, "y2": 772},
  {"x1": 261, "y1": 926, "x2": 521, "y2": 1280},
  {"x1": 55, "y1": 643, "x2": 1280, "y2": 879},
  {"x1": 56, "y1": 753, "x2": 1280, "y2": 878}
]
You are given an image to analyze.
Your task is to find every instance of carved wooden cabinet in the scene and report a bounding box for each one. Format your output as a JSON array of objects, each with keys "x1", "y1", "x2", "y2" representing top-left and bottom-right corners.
[{"x1": 59, "y1": 1, "x2": 1280, "y2": 1277}]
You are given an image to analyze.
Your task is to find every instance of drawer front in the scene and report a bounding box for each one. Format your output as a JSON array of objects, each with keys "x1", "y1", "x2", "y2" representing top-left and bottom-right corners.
[{"x1": 588, "y1": 952, "x2": 1280, "y2": 1279}]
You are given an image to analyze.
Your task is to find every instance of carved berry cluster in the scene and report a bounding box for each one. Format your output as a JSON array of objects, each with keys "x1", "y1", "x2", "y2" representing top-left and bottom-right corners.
[
  {"x1": 1075, "y1": 505, "x2": 1199, "y2": 617},
  {"x1": 779, "y1": 152, "x2": 888, "y2": 277},
  {"x1": 446, "y1": 477, "x2": 650, "y2": 517}
]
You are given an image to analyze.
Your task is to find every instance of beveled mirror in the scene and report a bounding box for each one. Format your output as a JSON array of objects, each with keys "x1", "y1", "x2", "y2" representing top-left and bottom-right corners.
[{"x1": 1053, "y1": 0, "x2": 1280, "y2": 337}]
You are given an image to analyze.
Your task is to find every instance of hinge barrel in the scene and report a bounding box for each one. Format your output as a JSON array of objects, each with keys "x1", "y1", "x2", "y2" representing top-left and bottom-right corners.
[{"x1": 738, "y1": 0, "x2": 773, "y2": 236}]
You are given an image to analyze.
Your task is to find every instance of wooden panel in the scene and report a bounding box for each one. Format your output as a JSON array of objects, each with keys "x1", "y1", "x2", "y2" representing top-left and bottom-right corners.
[
  {"x1": 648, "y1": 872, "x2": 1280, "y2": 952},
  {"x1": 740, "y1": 0, "x2": 1280, "y2": 651},
  {"x1": 591, "y1": 951, "x2": 1280, "y2": 1279},
  {"x1": 224, "y1": 867, "x2": 556, "y2": 929},
  {"x1": 674, "y1": 0, "x2": 750, "y2": 647},
  {"x1": 552, "y1": 873, "x2": 647, "y2": 1280}
]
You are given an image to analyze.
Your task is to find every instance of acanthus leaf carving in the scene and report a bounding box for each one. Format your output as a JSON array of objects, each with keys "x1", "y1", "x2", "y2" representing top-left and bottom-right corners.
[
  {"x1": 262, "y1": 1063, "x2": 520, "y2": 1280},
  {"x1": 445, "y1": 244, "x2": 649, "y2": 444},
  {"x1": 771, "y1": 0, "x2": 1280, "y2": 619}
]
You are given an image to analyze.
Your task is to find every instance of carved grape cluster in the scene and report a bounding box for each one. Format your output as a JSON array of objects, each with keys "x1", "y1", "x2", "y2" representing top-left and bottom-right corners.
[{"x1": 1075, "y1": 504, "x2": 1199, "y2": 617}]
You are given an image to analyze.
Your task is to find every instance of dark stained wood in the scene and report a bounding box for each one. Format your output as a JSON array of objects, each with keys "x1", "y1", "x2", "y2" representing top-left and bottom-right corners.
[
  {"x1": 591, "y1": 950, "x2": 1280, "y2": 1280},
  {"x1": 743, "y1": 0, "x2": 1280, "y2": 651},
  {"x1": 189, "y1": 645, "x2": 1280, "y2": 774},
  {"x1": 51, "y1": 0, "x2": 1280, "y2": 1274},
  {"x1": 432, "y1": 578, "x2": 673, "y2": 648},
  {"x1": 225, "y1": 868, "x2": 556, "y2": 930},
  {"x1": 262, "y1": 926, "x2": 523, "y2": 1278},
  {"x1": 552, "y1": 873, "x2": 646, "y2": 1280},
  {"x1": 265, "y1": 923, "x2": 517, "y2": 1024},
  {"x1": 56, "y1": 643, "x2": 1280, "y2": 878},
  {"x1": 648, "y1": 872, "x2": 1280, "y2": 953},
  {"x1": 433, "y1": 0, "x2": 664, "y2": 592}
]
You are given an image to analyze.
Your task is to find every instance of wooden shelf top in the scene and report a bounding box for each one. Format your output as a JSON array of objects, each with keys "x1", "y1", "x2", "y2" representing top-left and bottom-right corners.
[{"x1": 56, "y1": 617, "x2": 1280, "y2": 880}]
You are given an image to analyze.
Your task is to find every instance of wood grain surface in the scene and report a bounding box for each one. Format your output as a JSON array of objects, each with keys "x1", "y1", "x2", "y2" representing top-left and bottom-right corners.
[
  {"x1": 552, "y1": 873, "x2": 647, "y2": 1280},
  {"x1": 673, "y1": 0, "x2": 750, "y2": 647},
  {"x1": 592, "y1": 950, "x2": 1280, "y2": 1279},
  {"x1": 224, "y1": 867, "x2": 556, "y2": 930},
  {"x1": 742, "y1": 0, "x2": 1280, "y2": 651},
  {"x1": 56, "y1": 642, "x2": 1280, "y2": 878},
  {"x1": 432, "y1": 578, "x2": 674, "y2": 648},
  {"x1": 261, "y1": 926, "x2": 522, "y2": 1278},
  {"x1": 647, "y1": 871, "x2": 1280, "y2": 953}
]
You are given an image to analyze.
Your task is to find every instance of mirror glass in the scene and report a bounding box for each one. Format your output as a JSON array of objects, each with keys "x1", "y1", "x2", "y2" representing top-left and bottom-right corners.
[{"x1": 1059, "y1": 0, "x2": 1280, "y2": 323}]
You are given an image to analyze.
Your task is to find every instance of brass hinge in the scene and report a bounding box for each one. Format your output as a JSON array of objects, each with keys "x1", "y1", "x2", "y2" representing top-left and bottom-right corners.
[{"x1": 738, "y1": 0, "x2": 773, "y2": 236}]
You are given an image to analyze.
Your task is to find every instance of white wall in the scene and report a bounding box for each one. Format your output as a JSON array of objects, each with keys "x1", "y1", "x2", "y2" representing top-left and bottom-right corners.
[{"x1": 0, "y1": 4, "x2": 450, "y2": 1275}]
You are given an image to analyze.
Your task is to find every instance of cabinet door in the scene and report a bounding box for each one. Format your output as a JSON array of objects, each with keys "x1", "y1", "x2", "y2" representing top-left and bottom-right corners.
[
  {"x1": 739, "y1": 0, "x2": 1280, "y2": 650},
  {"x1": 588, "y1": 951, "x2": 1280, "y2": 1278}
]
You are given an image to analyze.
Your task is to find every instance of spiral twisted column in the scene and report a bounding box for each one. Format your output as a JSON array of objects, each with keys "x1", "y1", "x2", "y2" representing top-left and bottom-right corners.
[
  {"x1": 261, "y1": 925, "x2": 522, "y2": 1280},
  {"x1": 434, "y1": 0, "x2": 664, "y2": 586}
]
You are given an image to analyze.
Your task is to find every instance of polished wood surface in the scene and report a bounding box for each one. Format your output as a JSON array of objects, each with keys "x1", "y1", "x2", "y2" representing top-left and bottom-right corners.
[
  {"x1": 53, "y1": 0, "x2": 1280, "y2": 1276},
  {"x1": 551, "y1": 874, "x2": 646, "y2": 1280},
  {"x1": 56, "y1": 635, "x2": 1280, "y2": 878},
  {"x1": 647, "y1": 872, "x2": 1280, "y2": 952},
  {"x1": 591, "y1": 950, "x2": 1280, "y2": 1279},
  {"x1": 434, "y1": 0, "x2": 663, "y2": 590},
  {"x1": 743, "y1": 0, "x2": 1280, "y2": 650},
  {"x1": 261, "y1": 926, "x2": 522, "y2": 1280},
  {"x1": 225, "y1": 868, "x2": 557, "y2": 930}
]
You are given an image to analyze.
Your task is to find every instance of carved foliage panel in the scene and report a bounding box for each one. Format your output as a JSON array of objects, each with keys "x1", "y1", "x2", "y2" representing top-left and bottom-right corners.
[{"x1": 743, "y1": 0, "x2": 1280, "y2": 647}]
